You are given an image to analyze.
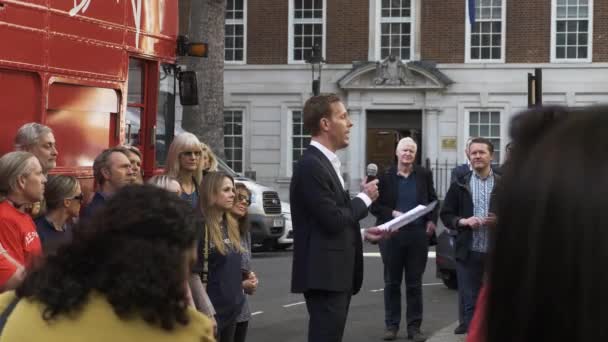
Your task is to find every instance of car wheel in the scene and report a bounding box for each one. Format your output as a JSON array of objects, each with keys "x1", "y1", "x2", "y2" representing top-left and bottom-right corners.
[
  {"x1": 441, "y1": 271, "x2": 458, "y2": 290},
  {"x1": 274, "y1": 243, "x2": 292, "y2": 251}
]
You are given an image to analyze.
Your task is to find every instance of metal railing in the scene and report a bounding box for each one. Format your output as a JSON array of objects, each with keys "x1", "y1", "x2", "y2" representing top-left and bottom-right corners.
[{"x1": 426, "y1": 159, "x2": 458, "y2": 200}]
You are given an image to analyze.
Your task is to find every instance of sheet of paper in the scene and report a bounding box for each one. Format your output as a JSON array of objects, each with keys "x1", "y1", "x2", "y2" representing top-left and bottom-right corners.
[{"x1": 378, "y1": 201, "x2": 438, "y2": 232}]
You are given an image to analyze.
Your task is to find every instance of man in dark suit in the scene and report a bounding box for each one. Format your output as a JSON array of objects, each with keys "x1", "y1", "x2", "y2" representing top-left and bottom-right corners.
[
  {"x1": 370, "y1": 137, "x2": 438, "y2": 342},
  {"x1": 290, "y1": 94, "x2": 383, "y2": 342}
]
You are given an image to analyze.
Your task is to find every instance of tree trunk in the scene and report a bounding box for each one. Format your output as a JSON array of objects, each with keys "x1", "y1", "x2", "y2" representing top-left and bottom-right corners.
[{"x1": 179, "y1": 0, "x2": 226, "y2": 158}]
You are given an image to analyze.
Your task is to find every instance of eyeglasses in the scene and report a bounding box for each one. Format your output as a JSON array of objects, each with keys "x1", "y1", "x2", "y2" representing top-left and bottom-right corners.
[
  {"x1": 68, "y1": 193, "x2": 84, "y2": 202},
  {"x1": 236, "y1": 194, "x2": 251, "y2": 206},
  {"x1": 180, "y1": 151, "x2": 202, "y2": 158}
]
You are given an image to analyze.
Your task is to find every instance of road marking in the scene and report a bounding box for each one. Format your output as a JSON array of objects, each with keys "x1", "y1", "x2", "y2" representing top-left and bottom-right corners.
[
  {"x1": 370, "y1": 288, "x2": 384, "y2": 292},
  {"x1": 363, "y1": 251, "x2": 436, "y2": 258},
  {"x1": 251, "y1": 311, "x2": 264, "y2": 316},
  {"x1": 423, "y1": 282, "x2": 444, "y2": 287},
  {"x1": 283, "y1": 301, "x2": 306, "y2": 308}
]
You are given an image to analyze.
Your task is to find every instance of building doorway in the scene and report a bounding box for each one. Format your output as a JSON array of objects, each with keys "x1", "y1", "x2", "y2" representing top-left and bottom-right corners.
[{"x1": 366, "y1": 110, "x2": 422, "y2": 174}]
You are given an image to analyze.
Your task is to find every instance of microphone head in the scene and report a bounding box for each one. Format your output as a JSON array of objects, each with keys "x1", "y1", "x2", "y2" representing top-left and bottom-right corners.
[{"x1": 366, "y1": 163, "x2": 378, "y2": 177}]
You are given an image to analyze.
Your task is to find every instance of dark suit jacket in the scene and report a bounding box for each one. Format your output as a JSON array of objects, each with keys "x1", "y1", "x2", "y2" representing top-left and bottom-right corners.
[
  {"x1": 370, "y1": 165, "x2": 438, "y2": 227},
  {"x1": 440, "y1": 171, "x2": 501, "y2": 261},
  {"x1": 290, "y1": 145, "x2": 369, "y2": 295}
]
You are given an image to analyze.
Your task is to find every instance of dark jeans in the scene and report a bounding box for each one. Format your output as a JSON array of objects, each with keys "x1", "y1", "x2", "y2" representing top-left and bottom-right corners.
[
  {"x1": 379, "y1": 228, "x2": 429, "y2": 334},
  {"x1": 218, "y1": 320, "x2": 237, "y2": 342},
  {"x1": 234, "y1": 320, "x2": 248, "y2": 342},
  {"x1": 455, "y1": 251, "x2": 486, "y2": 330},
  {"x1": 304, "y1": 290, "x2": 352, "y2": 342}
]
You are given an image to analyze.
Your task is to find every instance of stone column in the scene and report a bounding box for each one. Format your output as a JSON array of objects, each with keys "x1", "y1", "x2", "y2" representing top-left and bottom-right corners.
[{"x1": 424, "y1": 108, "x2": 441, "y2": 163}]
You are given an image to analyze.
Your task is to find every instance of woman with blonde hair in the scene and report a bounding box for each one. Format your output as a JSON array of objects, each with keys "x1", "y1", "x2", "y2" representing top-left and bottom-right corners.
[
  {"x1": 166, "y1": 133, "x2": 204, "y2": 208},
  {"x1": 200, "y1": 142, "x2": 219, "y2": 174},
  {"x1": 195, "y1": 172, "x2": 245, "y2": 342}
]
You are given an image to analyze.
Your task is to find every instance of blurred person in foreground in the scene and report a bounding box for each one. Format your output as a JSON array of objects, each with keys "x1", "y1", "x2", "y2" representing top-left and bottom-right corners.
[
  {"x1": 470, "y1": 106, "x2": 604, "y2": 342},
  {"x1": 0, "y1": 152, "x2": 46, "y2": 291},
  {"x1": 34, "y1": 175, "x2": 82, "y2": 255},
  {"x1": 370, "y1": 137, "x2": 438, "y2": 341},
  {"x1": 0, "y1": 185, "x2": 215, "y2": 341},
  {"x1": 229, "y1": 183, "x2": 259, "y2": 342}
]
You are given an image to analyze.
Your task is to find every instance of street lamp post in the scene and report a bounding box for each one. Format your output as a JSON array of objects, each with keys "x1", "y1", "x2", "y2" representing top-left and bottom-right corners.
[{"x1": 307, "y1": 44, "x2": 325, "y2": 96}]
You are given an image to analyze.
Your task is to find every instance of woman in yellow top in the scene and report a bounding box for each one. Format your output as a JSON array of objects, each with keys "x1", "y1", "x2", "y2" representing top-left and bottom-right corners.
[{"x1": 0, "y1": 185, "x2": 215, "y2": 342}]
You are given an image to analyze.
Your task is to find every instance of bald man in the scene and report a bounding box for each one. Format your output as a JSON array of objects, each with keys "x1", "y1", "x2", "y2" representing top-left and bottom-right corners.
[{"x1": 370, "y1": 137, "x2": 438, "y2": 341}]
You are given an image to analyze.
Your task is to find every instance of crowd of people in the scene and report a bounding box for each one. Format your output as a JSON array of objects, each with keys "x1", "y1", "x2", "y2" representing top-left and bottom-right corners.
[
  {"x1": 0, "y1": 124, "x2": 258, "y2": 342},
  {"x1": 0, "y1": 100, "x2": 605, "y2": 342}
]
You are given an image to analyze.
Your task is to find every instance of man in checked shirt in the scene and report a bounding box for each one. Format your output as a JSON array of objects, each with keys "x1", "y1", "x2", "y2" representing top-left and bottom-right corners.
[{"x1": 440, "y1": 137, "x2": 499, "y2": 334}]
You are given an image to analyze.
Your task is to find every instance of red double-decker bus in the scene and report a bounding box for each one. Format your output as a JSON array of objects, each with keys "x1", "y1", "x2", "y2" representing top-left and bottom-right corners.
[{"x1": 0, "y1": 0, "x2": 200, "y2": 194}]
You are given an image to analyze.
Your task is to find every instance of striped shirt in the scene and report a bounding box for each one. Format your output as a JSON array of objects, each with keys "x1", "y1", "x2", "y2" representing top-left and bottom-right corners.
[{"x1": 469, "y1": 170, "x2": 495, "y2": 253}]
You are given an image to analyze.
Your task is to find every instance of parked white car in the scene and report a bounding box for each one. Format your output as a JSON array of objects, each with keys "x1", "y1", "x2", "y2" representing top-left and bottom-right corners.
[{"x1": 274, "y1": 201, "x2": 293, "y2": 250}]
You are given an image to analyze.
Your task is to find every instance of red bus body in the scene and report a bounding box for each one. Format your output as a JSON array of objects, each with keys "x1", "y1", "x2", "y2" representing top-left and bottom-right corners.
[{"x1": 0, "y1": 0, "x2": 179, "y2": 195}]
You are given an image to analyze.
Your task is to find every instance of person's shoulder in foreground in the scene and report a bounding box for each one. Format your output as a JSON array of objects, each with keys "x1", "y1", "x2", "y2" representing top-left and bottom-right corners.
[{"x1": 0, "y1": 291, "x2": 215, "y2": 342}]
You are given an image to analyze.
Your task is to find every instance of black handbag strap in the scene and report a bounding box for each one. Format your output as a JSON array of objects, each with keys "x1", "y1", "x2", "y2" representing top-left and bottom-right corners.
[{"x1": 0, "y1": 295, "x2": 20, "y2": 334}]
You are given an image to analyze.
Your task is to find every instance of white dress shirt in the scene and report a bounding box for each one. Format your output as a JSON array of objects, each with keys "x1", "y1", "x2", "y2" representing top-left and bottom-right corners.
[{"x1": 309, "y1": 140, "x2": 372, "y2": 207}]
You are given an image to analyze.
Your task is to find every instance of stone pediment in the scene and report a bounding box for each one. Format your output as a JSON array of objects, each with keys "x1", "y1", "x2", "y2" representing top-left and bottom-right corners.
[{"x1": 338, "y1": 58, "x2": 453, "y2": 91}]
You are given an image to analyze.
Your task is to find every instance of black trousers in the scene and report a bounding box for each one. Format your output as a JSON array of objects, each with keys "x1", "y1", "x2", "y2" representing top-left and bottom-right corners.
[
  {"x1": 218, "y1": 320, "x2": 237, "y2": 342},
  {"x1": 304, "y1": 290, "x2": 352, "y2": 342},
  {"x1": 234, "y1": 320, "x2": 248, "y2": 342},
  {"x1": 379, "y1": 228, "x2": 429, "y2": 334}
]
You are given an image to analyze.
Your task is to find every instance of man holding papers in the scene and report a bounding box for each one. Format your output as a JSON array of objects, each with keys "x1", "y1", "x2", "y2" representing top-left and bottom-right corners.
[{"x1": 370, "y1": 137, "x2": 438, "y2": 342}]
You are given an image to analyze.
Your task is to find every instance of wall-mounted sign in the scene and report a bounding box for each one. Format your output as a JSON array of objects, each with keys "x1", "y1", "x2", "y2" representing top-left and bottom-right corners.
[{"x1": 441, "y1": 137, "x2": 457, "y2": 150}]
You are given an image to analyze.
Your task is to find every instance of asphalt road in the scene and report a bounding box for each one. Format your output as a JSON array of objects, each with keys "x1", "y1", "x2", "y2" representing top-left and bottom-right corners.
[{"x1": 245, "y1": 243, "x2": 458, "y2": 342}]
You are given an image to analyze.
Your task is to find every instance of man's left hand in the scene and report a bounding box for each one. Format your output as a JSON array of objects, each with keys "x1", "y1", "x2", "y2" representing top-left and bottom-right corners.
[
  {"x1": 364, "y1": 226, "x2": 392, "y2": 243},
  {"x1": 426, "y1": 221, "x2": 436, "y2": 236}
]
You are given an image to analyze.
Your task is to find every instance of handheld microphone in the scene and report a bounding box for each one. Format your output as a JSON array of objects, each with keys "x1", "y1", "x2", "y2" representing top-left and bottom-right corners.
[{"x1": 366, "y1": 163, "x2": 378, "y2": 183}]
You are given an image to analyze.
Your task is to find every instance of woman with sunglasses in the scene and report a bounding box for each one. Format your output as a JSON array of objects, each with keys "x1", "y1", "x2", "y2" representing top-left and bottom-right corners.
[
  {"x1": 166, "y1": 133, "x2": 205, "y2": 209},
  {"x1": 230, "y1": 183, "x2": 258, "y2": 342},
  {"x1": 197, "y1": 172, "x2": 245, "y2": 342},
  {"x1": 34, "y1": 175, "x2": 82, "y2": 255}
]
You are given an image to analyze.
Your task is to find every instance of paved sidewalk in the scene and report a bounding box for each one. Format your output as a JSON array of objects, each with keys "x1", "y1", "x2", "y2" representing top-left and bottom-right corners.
[{"x1": 427, "y1": 322, "x2": 466, "y2": 342}]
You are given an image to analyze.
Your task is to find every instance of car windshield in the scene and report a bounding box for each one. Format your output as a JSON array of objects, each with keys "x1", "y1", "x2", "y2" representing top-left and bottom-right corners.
[{"x1": 216, "y1": 157, "x2": 240, "y2": 178}]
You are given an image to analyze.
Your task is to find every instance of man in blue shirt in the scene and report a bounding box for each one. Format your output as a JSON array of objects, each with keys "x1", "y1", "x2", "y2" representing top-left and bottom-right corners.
[
  {"x1": 371, "y1": 137, "x2": 438, "y2": 342},
  {"x1": 440, "y1": 138, "x2": 499, "y2": 334}
]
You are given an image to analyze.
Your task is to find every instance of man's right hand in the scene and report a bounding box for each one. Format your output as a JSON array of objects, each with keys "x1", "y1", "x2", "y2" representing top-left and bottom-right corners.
[
  {"x1": 362, "y1": 179, "x2": 379, "y2": 201},
  {"x1": 459, "y1": 216, "x2": 483, "y2": 228}
]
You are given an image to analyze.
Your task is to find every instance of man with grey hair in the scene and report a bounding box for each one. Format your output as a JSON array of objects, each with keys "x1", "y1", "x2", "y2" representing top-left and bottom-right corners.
[
  {"x1": 371, "y1": 137, "x2": 438, "y2": 341},
  {"x1": 82, "y1": 147, "x2": 135, "y2": 219},
  {"x1": 14, "y1": 123, "x2": 58, "y2": 175},
  {"x1": 0, "y1": 151, "x2": 46, "y2": 291}
]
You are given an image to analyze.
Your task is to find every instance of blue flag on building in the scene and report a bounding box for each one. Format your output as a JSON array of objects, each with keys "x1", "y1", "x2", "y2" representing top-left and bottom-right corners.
[{"x1": 469, "y1": 0, "x2": 476, "y2": 27}]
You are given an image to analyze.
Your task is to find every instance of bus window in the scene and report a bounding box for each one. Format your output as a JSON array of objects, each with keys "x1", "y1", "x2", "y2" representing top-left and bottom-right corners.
[
  {"x1": 155, "y1": 64, "x2": 176, "y2": 167},
  {"x1": 127, "y1": 58, "x2": 145, "y2": 146},
  {"x1": 46, "y1": 83, "x2": 119, "y2": 168}
]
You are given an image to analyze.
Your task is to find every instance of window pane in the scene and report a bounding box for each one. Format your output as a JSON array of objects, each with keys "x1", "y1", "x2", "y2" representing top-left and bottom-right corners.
[
  {"x1": 127, "y1": 59, "x2": 143, "y2": 104},
  {"x1": 470, "y1": 112, "x2": 479, "y2": 123},
  {"x1": 480, "y1": 125, "x2": 489, "y2": 136},
  {"x1": 491, "y1": 125, "x2": 500, "y2": 136},
  {"x1": 491, "y1": 112, "x2": 500, "y2": 123},
  {"x1": 470, "y1": 126, "x2": 479, "y2": 137},
  {"x1": 556, "y1": 47, "x2": 566, "y2": 58},
  {"x1": 480, "y1": 112, "x2": 489, "y2": 123}
]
